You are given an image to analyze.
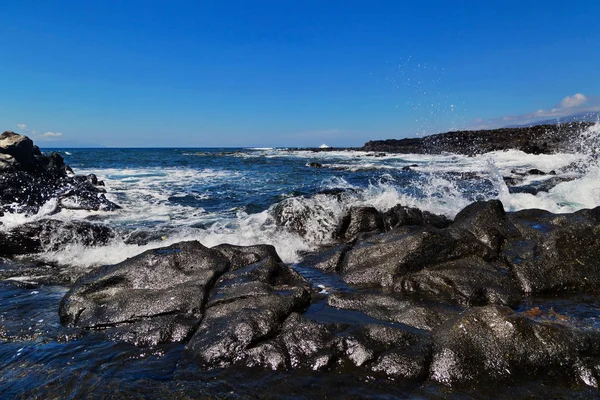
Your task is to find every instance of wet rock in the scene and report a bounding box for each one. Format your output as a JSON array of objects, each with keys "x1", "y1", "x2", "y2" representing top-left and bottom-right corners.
[
  {"x1": 212, "y1": 243, "x2": 282, "y2": 270},
  {"x1": 0, "y1": 258, "x2": 72, "y2": 286},
  {"x1": 430, "y1": 305, "x2": 587, "y2": 386},
  {"x1": 0, "y1": 219, "x2": 115, "y2": 257},
  {"x1": 327, "y1": 292, "x2": 455, "y2": 331},
  {"x1": 307, "y1": 162, "x2": 323, "y2": 168},
  {"x1": 336, "y1": 206, "x2": 385, "y2": 240},
  {"x1": 339, "y1": 226, "x2": 492, "y2": 287},
  {"x1": 185, "y1": 257, "x2": 311, "y2": 367},
  {"x1": 356, "y1": 324, "x2": 432, "y2": 381},
  {"x1": 507, "y1": 176, "x2": 575, "y2": 195},
  {"x1": 398, "y1": 256, "x2": 521, "y2": 307},
  {"x1": 293, "y1": 244, "x2": 350, "y2": 274},
  {"x1": 504, "y1": 207, "x2": 600, "y2": 294},
  {"x1": 383, "y1": 204, "x2": 451, "y2": 230},
  {"x1": 527, "y1": 168, "x2": 546, "y2": 175},
  {"x1": 59, "y1": 241, "x2": 232, "y2": 346},
  {"x1": 452, "y1": 200, "x2": 519, "y2": 254},
  {"x1": 244, "y1": 312, "x2": 433, "y2": 382},
  {"x1": 0, "y1": 132, "x2": 120, "y2": 215},
  {"x1": 271, "y1": 194, "x2": 341, "y2": 240}
]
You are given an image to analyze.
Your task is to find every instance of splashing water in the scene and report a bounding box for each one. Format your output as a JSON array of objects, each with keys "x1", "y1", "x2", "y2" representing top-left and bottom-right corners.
[{"x1": 2, "y1": 123, "x2": 600, "y2": 268}]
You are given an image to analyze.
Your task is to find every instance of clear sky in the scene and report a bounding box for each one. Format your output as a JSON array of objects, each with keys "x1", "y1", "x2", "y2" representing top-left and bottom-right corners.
[{"x1": 2, "y1": 1, "x2": 599, "y2": 147}]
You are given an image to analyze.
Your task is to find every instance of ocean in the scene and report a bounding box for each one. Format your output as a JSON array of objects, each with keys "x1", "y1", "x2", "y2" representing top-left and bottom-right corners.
[{"x1": 2, "y1": 123, "x2": 600, "y2": 397}]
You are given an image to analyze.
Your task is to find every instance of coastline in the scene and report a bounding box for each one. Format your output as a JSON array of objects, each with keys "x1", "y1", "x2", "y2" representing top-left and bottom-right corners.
[{"x1": 2, "y1": 126, "x2": 600, "y2": 397}]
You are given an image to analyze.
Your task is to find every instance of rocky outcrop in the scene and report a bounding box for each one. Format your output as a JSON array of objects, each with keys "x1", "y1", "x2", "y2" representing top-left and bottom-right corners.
[
  {"x1": 0, "y1": 131, "x2": 119, "y2": 216},
  {"x1": 55, "y1": 200, "x2": 600, "y2": 390},
  {"x1": 362, "y1": 122, "x2": 593, "y2": 155}
]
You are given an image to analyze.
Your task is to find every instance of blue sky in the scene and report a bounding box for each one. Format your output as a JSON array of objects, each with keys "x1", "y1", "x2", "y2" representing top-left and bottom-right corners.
[{"x1": 2, "y1": 1, "x2": 599, "y2": 147}]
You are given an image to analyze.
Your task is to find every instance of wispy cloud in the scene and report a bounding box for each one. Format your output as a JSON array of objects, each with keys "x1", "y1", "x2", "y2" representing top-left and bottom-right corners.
[
  {"x1": 17, "y1": 123, "x2": 27, "y2": 131},
  {"x1": 471, "y1": 93, "x2": 600, "y2": 129},
  {"x1": 41, "y1": 132, "x2": 63, "y2": 137}
]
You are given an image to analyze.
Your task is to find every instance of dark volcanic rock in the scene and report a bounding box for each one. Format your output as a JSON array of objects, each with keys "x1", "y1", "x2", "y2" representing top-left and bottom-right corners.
[
  {"x1": 383, "y1": 204, "x2": 451, "y2": 230},
  {"x1": 398, "y1": 256, "x2": 521, "y2": 307},
  {"x1": 271, "y1": 194, "x2": 341, "y2": 240},
  {"x1": 336, "y1": 206, "x2": 385, "y2": 240},
  {"x1": 339, "y1": 226, "x2": 492, "y2": 287},
  {"x1": 327, "y1": 292, "x2": 455, "y2": 331},
  {"x1": 59, "y1": 241, "x2": 232, "y2": 346},
  {"x1": 242, "y1": 311, "x2": 433, "y2": 382},
  {"x1": 503, "y1": 207, "x2": 600, "y2": 294},
  {"x1": 430, "y1": 305, "x2": 589, "y2": 386},
  {"x1": 185, "y1": 257, "x2": 311, "y2": 367},
  {"x1": 0, "y1": 219, "x2": 115, "y2": 257},
  {"x1": 361, "y1": 122, "x2": 593, "y2": 155},
  {"x1": 452, "y1": 200, "x2": 519, "y2": 254},
  {"x1": 0, "y1": 131, "x2": 119, "y2": 216}
]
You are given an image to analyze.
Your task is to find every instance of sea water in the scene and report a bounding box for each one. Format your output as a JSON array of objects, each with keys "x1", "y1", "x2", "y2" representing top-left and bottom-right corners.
[
  {"x1": 2, "y1": 123, "x2": 600, "y2": 398},
  {"x1": 2, "y1": 124, "x2": 598, "y2": 268}
]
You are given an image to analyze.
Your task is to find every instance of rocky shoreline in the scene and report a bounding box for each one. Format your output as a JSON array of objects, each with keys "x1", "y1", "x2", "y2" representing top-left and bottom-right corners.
[{"x1": 2, "y1": 129, "x2": 600, "y2": 394}]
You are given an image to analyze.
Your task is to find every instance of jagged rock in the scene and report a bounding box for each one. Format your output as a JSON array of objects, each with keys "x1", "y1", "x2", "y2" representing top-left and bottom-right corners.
[
  {"x1": 185, "y1": 257, "x2": 311, "y2": 367},
  {"x1": 430, "y1": 305, "x2": 590, "y2": 386},
  {"x1": 504, "y1": 207, "x2": 600, "y2": 294},
  {"x1": 212, "y1": 243, "x2": 282, "y2": 270},
  {"x1": 0, "y1": 258, "x2": 72, "y2": 285},
  {"x1": 244, "y1": 312, "x2": 433, "y2": 381},
  {"x1": 0, "y1": 131, "x2": 119, "y2": 216},
  {"x1": 271, "y1": 194, "x2": 342, "y2": 241}
]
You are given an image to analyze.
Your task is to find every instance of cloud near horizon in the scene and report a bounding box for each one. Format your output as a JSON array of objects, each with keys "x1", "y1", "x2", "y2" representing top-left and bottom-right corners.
[
  {"x1": 41, "y1": 132, "x2": 63, "y2": 137},
  {"x1": 472, "y1": 93, "x2": 600, "y2": 129},
  {"x1": 17, "y1": 123, "x2": 27, "y2": 131}
]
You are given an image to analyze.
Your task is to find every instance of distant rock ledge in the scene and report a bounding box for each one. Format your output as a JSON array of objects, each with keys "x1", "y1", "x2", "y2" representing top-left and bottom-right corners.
[{"x1": 361, "y1": 122, "x2": 594, "y2": 155}]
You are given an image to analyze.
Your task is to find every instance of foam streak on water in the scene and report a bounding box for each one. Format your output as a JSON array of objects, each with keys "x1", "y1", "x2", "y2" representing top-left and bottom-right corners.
[{"x1": 2, "y1": 123, "x2": 600, "y2": 267}]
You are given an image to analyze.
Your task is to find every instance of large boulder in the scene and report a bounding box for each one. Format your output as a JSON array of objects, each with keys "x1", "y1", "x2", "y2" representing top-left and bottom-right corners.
[
  {"x1": 336, "y1": 206, "x2": 385, "y2": 240},
  {"x1": 452, "y1": 200, "x2": 520, "y2": 254},
  {"x1": 59, "y1": 241, "x2": 233, "y2": 346},
  {"x1": 339, "y1": 226, "x2": 492, "y2": 287}
]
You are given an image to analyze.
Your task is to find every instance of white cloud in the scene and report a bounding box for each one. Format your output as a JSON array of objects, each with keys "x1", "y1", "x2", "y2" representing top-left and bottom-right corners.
[
  {"x1": 560, "y1": 93, "x2": 587, "y2": 108},
  {"x1": 472, "y1": 93, "x2": 600, "y2": 129},
  {"x1": 17, "y1": 123, "x2": 27, "y2": 130},
  {"x1": 32, "y1": 130, "x2": 37, "y2": 135},
  {"x1": 42, "y1": 132, "x2": 63, "y2": 137}
]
